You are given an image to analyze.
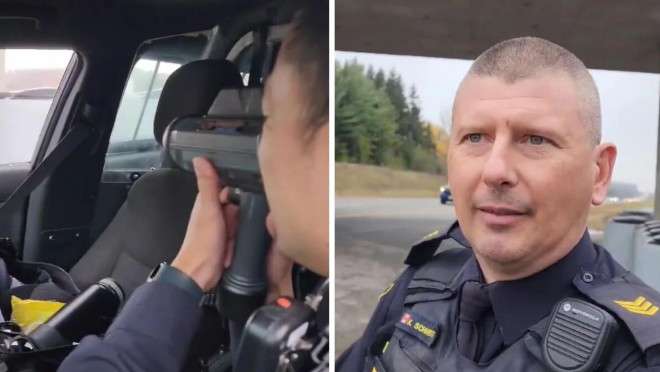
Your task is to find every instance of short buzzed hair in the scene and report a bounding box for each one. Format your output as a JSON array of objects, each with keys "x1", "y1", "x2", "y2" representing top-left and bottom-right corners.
[{"x1": 461, "y1": 37, "x2": 601, "y2": 146}]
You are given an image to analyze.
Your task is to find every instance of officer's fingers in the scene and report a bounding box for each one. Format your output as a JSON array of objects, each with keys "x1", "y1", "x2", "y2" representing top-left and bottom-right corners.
[
  {"x1": 192, "y1": 157, "x2": 220, "y2": 204},
  {"x1": 219, "y1": 187, "x2": 230, "y2": 205},
  {"x1": 224, "y1": 239, "x2": 235, "y2": 268},
  {"x1": 223, "y1": 203, "x2": 240, "y2": 238}
]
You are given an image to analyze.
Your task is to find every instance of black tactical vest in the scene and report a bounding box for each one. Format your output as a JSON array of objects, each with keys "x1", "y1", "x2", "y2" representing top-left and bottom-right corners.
[
  {"x1": 364, "y1": 224, "x2": 660, "y2": 372},
  {"x1": 369, "y1": 247, "x2": 551, "y2": 371}
]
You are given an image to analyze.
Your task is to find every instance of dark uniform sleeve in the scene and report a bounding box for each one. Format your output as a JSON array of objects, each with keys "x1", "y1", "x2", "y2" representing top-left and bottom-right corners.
[
  {"x1": 58, "y1": 281, "x2": 202, "y2": 372},
  {"x1": 336, "y1": 336, "x2": 368, "y2": 371}
]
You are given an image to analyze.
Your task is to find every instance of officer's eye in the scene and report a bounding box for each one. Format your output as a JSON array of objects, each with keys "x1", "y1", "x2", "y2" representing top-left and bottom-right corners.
[
  {"x1": 467, "y1": 134, "x2": 482, "y2": 143},
  {"x1": 528, "y1": 135, "x2": 546, "y2": 145}
]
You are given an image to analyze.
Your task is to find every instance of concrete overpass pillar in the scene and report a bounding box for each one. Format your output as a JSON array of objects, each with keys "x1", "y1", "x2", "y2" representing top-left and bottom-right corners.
[{"x1": 654, "y1": 82, "x2": 660, "y2": 219}]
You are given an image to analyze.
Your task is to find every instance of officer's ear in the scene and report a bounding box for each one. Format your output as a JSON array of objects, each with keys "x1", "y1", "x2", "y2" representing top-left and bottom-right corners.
[{"x1": 591, "y1": 142, "x2": 617, "y2": 206}]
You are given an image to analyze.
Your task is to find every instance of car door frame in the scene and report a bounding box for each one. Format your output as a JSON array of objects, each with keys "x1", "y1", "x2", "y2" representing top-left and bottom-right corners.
[{"x1": 0, "y1": 49, "x2": 83, "y2": 253}]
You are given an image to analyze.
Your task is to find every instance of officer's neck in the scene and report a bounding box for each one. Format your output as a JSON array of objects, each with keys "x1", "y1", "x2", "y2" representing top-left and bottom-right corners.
[{"x1": 474, "y1": 229, "x2": 585, "y2": 283}]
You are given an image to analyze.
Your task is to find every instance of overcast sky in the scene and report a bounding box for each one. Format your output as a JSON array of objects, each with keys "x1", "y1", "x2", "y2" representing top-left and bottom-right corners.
[
  {"x1": 337, "y1": 51, "x2": 660, "y2": 194},
  {"x1": 2, "y1": 50, "x2": 73, "y2": 71}
]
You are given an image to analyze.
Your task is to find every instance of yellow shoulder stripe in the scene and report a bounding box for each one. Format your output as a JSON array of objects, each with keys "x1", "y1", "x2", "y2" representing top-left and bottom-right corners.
[{"x1": 379, "y1": 283, "x2": 394, "y2": 300}]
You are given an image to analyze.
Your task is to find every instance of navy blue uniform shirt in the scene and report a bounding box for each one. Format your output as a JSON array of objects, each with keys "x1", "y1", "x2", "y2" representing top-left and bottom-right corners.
[
  {"x1": 337, "y1": 225, "x2": 659, "y2": 371},
  {"x1": 454, "y1": 230, "x2": 596, "y2": 348}
]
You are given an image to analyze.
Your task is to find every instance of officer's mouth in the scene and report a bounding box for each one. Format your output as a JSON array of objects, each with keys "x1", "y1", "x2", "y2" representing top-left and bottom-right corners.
[{"x1": 475, "y1": 204, "x2": 530, "y2": 227}]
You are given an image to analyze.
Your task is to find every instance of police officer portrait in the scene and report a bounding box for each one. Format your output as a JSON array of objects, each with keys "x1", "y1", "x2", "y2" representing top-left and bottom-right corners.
[
  {"x1": 335, "y1": 2, "x2": 660, "y2": 371},
  {"x1": 0, "y1": 0, "x2": 328, "y2": 371}
]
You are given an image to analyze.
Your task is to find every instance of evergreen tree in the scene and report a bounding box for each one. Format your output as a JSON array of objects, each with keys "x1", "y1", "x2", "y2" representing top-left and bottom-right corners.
[{"x1": 335, "y1": 60, "x2": 446, "y2": 174}]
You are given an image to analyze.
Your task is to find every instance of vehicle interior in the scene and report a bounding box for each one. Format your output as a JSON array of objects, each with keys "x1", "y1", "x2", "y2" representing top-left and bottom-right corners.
[{"x1": 0, "y1": 0, "x2": 323, "y2": 370}]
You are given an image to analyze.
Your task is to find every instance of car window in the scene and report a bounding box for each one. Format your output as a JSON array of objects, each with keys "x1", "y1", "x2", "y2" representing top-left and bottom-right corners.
[
  {"x1": 0, "y1": 49, "x2": 74, "y2": 164},
  {"x1": 103, "y1": 59, "x2": 181, "y2": 179}
]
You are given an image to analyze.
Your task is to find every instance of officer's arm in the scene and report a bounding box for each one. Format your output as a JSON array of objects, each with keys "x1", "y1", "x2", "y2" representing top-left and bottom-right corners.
[
  {"x1": 335, "y1": 318, "x2": 381, "y2": 371},
  {"x1": 58, "y1": 281, "x2": 203, "y2": 372},
  {"x1": 335, "y1": 283, "x2": 399, "y2": 372}
]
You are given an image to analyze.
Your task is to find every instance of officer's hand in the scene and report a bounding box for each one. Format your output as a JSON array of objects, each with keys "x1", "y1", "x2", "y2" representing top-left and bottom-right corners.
[{"x1": 172, "y1": 157, "x2": 238, "y2": 292}]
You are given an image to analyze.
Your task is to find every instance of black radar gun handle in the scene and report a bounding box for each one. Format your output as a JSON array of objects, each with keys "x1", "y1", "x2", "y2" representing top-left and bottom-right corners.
[{"x1": 217, "y1": 191, "x2": 271, "y2": 322}]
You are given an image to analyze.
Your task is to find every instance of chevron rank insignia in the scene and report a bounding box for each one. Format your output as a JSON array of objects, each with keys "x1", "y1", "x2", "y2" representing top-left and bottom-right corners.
[{"x1": 614, "y1": 296, "x2": 659, "y2": 316}]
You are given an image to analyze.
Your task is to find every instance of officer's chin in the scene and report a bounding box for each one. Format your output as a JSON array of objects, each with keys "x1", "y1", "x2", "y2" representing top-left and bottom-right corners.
[{"x1": 473, "y1": 236, "x2": 532, "y2": 268}]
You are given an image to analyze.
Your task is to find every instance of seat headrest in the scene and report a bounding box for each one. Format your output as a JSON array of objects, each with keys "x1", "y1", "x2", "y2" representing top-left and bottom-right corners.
[
  {"x1": 153, "y1": 59, "x2": 243, "y2": 145},
  {"x1": 207, "y1": 87, "x2": 264, "y2": 118}
]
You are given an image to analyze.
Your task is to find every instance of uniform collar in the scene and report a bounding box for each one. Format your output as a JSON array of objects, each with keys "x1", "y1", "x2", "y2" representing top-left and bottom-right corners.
[{"x1": 455, "y1": 229, "x2": 597, "y2": 345}]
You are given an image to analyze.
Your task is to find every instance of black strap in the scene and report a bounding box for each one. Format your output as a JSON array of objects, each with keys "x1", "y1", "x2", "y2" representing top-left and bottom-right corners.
[
  {"x1": 384, "y1": 266, "x2": 416, "y2": 325},
  {"x1": 0, "y1": 124, "x2": 91, "y2": 223},
  {"x1": 7, "y1": 261, "x2": 79, "y2": 295},
  {"x1": 248, "y1": 25, "x2": 268, "y2": 87}
]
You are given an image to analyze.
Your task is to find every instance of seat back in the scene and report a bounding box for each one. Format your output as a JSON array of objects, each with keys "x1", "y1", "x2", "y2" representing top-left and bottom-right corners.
[{"x1": 69, "y1": 60, "x2": 243, "y2": 295}]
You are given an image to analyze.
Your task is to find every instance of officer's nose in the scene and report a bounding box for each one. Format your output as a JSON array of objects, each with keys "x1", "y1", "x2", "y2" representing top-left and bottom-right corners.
[{"x1": 481, "y1": 139, "x2": 517, "y2": 191}]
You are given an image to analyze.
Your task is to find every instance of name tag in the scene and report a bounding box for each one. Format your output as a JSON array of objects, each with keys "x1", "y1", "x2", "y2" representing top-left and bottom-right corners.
[{"x1": 396, "y1": 309, "x2": 439, "y2": 346}]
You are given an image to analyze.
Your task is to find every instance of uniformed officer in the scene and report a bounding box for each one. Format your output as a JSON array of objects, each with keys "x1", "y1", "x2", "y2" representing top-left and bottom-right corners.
[
  {"x1": 59, "y1": 2, "x2": 328, "y2": 371},
  {"x1": 337, "y1": 37, "x2": 660, "y2": 371}
]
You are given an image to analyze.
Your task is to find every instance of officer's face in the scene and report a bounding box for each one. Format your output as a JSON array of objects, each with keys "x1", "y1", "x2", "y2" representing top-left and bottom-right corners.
[
  {"x1": 259, "y1": 44, "x2": 329, "y2": 277},
  {"x1": 449, "y1": 73, "x2": 616, "y2": 281}
]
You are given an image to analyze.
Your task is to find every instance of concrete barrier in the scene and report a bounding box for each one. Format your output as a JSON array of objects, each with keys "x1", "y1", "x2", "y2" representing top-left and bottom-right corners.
[
  {"x1": 605, "y1": 213, "x2": 660, "y2": 290},
  {"x1": 633, "y1": 232, "x2": 660, "y2": 290},
  {"x1": 603, "y1": 214, "x2": 651, "y2": 270}
]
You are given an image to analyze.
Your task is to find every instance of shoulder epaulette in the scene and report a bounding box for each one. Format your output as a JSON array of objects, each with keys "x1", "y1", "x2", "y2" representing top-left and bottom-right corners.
[
  {"x1": 575, "y1": 270, "x2": 660, "y2": 354},
  {"x1": 404, "y1": 221, "x2": 470, "y2": 267}
]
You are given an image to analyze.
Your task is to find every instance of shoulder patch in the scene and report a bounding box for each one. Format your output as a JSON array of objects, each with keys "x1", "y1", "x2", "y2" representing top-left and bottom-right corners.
[{"x1": 575, "y1": 270, "x2": 660, "y2": 353}]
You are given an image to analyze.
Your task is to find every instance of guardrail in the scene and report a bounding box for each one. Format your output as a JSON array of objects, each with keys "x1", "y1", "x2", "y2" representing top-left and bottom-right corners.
[{"x1": 603, "y1": 210, "x2": 660, "y2": 289}]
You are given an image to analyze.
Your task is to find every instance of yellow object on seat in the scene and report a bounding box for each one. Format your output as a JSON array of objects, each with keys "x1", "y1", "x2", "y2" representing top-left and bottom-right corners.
[{"x1": 10, "y1": 296, "x2": 65, "y2": 333}]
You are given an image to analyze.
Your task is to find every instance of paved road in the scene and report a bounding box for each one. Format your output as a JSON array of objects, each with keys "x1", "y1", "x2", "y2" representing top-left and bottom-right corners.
[{"x1": 335, "y1": 198, "x2": 457, "y2": 356}]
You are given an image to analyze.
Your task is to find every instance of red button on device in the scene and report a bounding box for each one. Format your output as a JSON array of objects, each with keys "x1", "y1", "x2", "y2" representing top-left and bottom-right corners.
[{"x1": 277, "y1": 297, "x2": 292, "y2": 308}]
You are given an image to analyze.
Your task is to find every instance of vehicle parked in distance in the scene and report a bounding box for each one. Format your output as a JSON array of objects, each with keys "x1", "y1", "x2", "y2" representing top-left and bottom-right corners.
[{"x1": 440, "y1": 185, "x2": 452, "y2": 204}]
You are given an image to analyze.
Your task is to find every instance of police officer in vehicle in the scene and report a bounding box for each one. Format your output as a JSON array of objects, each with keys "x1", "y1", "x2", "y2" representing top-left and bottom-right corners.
[
  {"x1": 337, "y1": 37, "x2": 660, "y2": 371},
  {"x1": 59, "y1": 2, "x2": 328, "y2": 371}
]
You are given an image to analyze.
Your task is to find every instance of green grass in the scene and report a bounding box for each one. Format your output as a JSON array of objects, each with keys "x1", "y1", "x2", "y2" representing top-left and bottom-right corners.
[
  {"x1": 335, "y1": 162, "x2": 446, "y2": 198},
  {"x1": 587, "y1": 201, "x2": 653, "y2": 231}
]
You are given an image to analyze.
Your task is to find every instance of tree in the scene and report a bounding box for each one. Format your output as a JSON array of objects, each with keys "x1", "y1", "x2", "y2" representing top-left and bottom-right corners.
[
  {"x1": 366, "y1": 65, "x2": 375, "y2": 81},
  {"x1": 373, "y1": 69, "x2": 386, "y2": 90},
  {"x1": 335, "y1": 60, "x2": 398, "y2": 166},
  {"x1": 335, "y1": 60, "x2": 447, "y2": 174},
  {"x1": 384, "y1": 70, "x2": 408, "y2": 125}
]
